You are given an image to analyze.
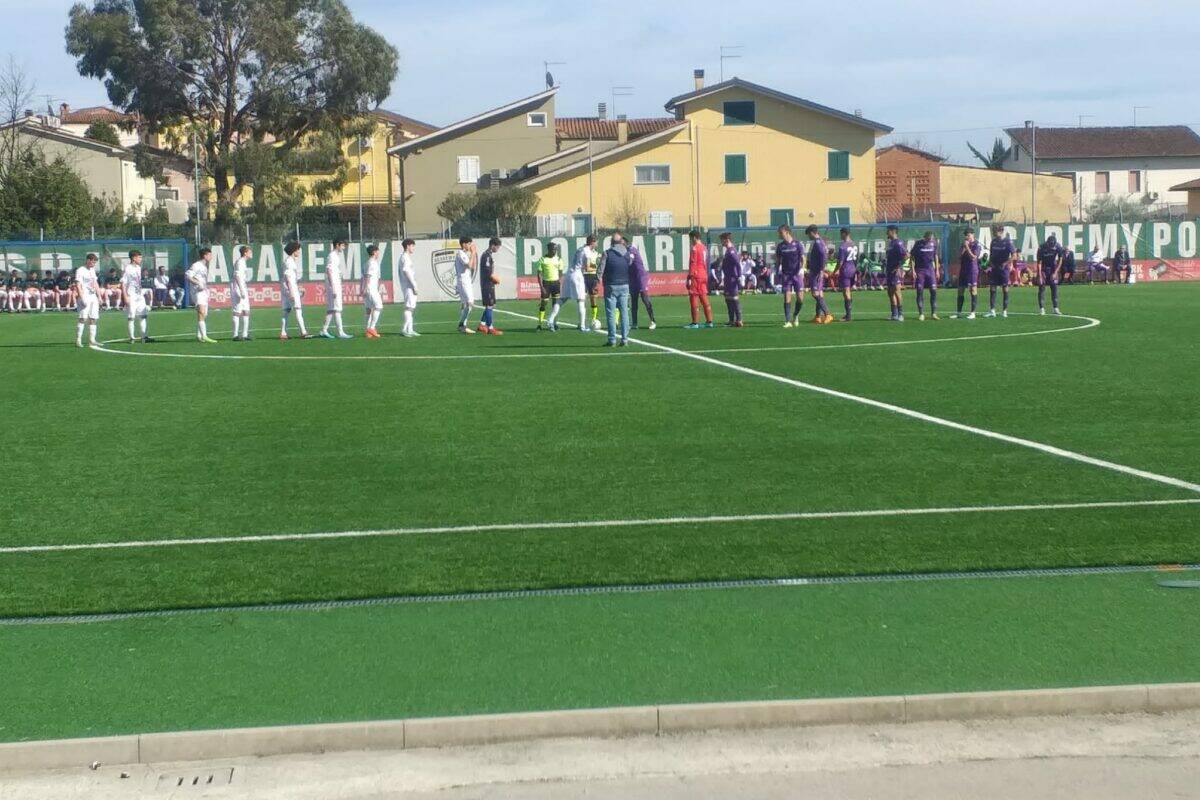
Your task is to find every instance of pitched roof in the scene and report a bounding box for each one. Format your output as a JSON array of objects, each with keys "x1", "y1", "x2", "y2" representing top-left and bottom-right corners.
[
  {"x1": 555, "y1": 117, "x2": 679, "y2": 141},
  {"x1": 372, "y1": 110, "x2": 437, "y2": 137},
  {"x1": 59, "y1": 105, "x2": 132, "y2": 126},
  {"x1": 387, "y1": 87, "x2": 557, "y2": 156},
  {"x1": 1, "y1": 118, "x2": 131, "y2": 156},
  {"x1": 663, "y1": 77, "x2": 891, "y2": 133},
  {"x1": 1005, "y1": 126, "x2": 1200, "y2": 159},
  {"x1": 518, "y1": 122, "x2": 687, "y2": 188},
  {"x1": 1169, "y1": 177, "x2": 1200, "y2": 191},
  {"x1": 877, "y1": 143, "x2": 946, "y2": 163}
]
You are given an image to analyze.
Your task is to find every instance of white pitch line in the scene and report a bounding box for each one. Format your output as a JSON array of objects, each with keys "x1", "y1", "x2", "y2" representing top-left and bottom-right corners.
[
  {"x1": 498, "y1": 309, "x2": 1200, "y2": 495},
  {"x1": 2, "y1": 498, "x2": 1197, "y2": 555}
]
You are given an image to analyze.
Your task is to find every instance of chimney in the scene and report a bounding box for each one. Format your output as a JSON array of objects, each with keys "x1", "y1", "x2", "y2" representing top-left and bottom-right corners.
[
  {"x1": 616, "y1": 115, "x2": 628, "y2": 145},
  {"x1": 597, "y1": 102, "x2": 607, "y2": 120},
  {"x1": 693, "y1": 69, "x2": 705, "y2": 91}
]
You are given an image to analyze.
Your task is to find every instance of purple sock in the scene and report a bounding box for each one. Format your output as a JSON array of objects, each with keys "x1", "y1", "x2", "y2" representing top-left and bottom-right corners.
[
  {"x1": 929, "y1": 289, "x2": 937, "y2": 315},
  {"x1": 916, "y1": 291, "x2": 925, "y2": 315}
]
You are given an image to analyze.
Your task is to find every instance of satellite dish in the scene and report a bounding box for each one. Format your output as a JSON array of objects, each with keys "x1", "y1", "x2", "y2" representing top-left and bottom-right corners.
[{"x1": 545, "y1": 71, "x2": 554, "y2": 89}]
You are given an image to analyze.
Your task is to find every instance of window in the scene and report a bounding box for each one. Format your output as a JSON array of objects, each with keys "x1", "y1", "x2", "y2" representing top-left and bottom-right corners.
[
  {"x1": 1095, "y1": 171, "x2": 1110, "y2": 194},
  {"x1": 828, "y1": 207, "x2": 850, "y2": 225},
  {"x1": 456, "y1": 156, "x2": 480, "y2": 184},
  {"x1": 527, "y1": 112, "x2": 547, "y2": 127},
  {"x1": 1128, "y1": 170, "x2": 1142, "y2": 193},
  {"x1": 827, "y1": 150, "x2": 851, "y2": 181},
  {"x1": 724, "y1": 154, "x2": 747, "y2": 184},
  {"x1": 647, "y1": 211, "x2": 674, "y2": 229},
  {"x1": 572, "y1": 214, "x2": 593, "y2": 236},
  {"x1": 769, "y1": 208, "x2": 794, "y2": 228},
  {"x1": 723, "y1": 101, "x2": 756, "y2": 126},
  {"x1": 634, "y1": 164, "x2": 671, "y2": 185},
  {"x1": 724, "y1": 210, "x2": 747, "y2": 228}
]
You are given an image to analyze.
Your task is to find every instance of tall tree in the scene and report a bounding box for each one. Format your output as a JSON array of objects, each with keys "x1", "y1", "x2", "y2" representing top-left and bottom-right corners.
[
  {"x1": 967, "y1": 137, "x2": 1010, "y2": 170},
  {"x1": 65, "y1": 0, "x2": 399, "y2": 231}
]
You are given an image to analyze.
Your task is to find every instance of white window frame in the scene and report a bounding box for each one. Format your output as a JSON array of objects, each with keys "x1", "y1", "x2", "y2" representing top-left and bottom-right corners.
[
  {"x1": 527, "y1": 112, "x2": 548, "y2": 127},
  {"x1": 634, "y1": 164, "x2": 671, "y2": 185},
  {"x1": 457, "y1": 155, "x2": 481, "y2": 184},
  {"x1": 647, "y1": 210, "x2": 674, "y2": 229}
]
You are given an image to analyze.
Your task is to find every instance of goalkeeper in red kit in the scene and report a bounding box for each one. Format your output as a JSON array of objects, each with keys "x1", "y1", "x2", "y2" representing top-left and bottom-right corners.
[{"x1": 685, "y1": 230, "x2": 714, "y2": 328}]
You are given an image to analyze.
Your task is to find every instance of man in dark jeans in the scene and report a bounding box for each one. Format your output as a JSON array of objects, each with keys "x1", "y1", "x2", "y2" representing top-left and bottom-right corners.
[
  {"x1": 1113, "y1": 246, "x2": 1132, "y2": 284},
  {"x1": 601, "y1": 232, "x2": 631, "y2": 347}
]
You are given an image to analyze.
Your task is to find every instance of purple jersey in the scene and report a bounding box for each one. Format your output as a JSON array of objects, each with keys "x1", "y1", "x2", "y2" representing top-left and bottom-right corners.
[
  {"x1": 837, "y1": 240, "x2": 858, "y2": 269},
  {"x1": 960, "y1": 240, "x2": 982, "y2": 269},
  {"x1": 721, "y1": 246, "x2": 740, "y2": 283},
  {"x1": 776, "y1": 239, "x2": 804, "y2": 275},
  {"x1": 885, "y1": 238, "x2": 908, "y2": 271},
  {"x1": 990, "y1": 237, "x2": 1016, "y2": 270},
  {"x1": 629, "y1": 247, "x2": 649, "y2": 290},
  {"x1": 1061, "y1": 249, "x2": 1076, "y2": 271},
  {"x1": 806, "y1": 238, "x2": 828, "y2": 273},
  {"x1": 1037, "y1": 242, "x2": 1062, "y2": 271},
  {"x1": 911, "y1": 239, "x2": 938, "y2": 271}
]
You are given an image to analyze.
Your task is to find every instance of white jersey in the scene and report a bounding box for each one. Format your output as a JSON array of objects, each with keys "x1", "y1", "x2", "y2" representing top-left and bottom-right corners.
[
  {"x1": 121, "y1": 263, "x2": 142, "y2": 297},
  {"x1": 281, "y1": 256, "x2": 301, "y2": 302},
  {"x1": 74, "y1": 265, "x2": 100, "y2": 301},
  {"x1": 398, "y1": 253, "x2": 417, "y2": 293},
  {"x1": 326, "y1": 250, "x2": 344, "y2": 296},
  {"x1": 153, "y1": 273, "x2": 169, "y2": 290},
  {"x1": 185, "y1": 261, "x2": 208, "y2": 292},
  {"x1": 454, "y1": 250, "x2": 473, "y2": 282},
  {"x1": 362, "y1": 257, "x2": 381, "y2": 295},
  {"x1": 231, "y1": 258, "x2": 250, "y2": 299}
]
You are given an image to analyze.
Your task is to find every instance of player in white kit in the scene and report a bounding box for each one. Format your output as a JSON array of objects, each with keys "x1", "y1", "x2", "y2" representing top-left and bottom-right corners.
[
  {"x1": 320, "y1": 238, "x2": 352, "y2": 339},
  {"x1": 280, "y1": 241, "x2": 311, "y2": 340},
  {"x1": 548, "y1": 234, "x2": 593, "y2": 332},
  {"x1": 73, "y1": 253, "x2": 102, "y2": 348},
  {"x1": 121, "y1": 249, "x2": 153, "y2": 343},
  {"x1": 454, "y1": 236, "x2": 476, "y2": 334},
  {"x1": 185, "y1": 248, "x2": 216, "y2": 343},
  {"x1": 398, "y1": 238, "x2": 419, "y2": 337},
  {"x1": 362, "y1": 243, "x2": 384, "y2": 338},
  {"x1": 230, "y1": 245, "x2": 252, "y2": 341}
]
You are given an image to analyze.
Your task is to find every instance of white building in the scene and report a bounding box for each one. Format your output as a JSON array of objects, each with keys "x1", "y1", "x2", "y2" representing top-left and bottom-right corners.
[{"x1": 1001, "y1": 125, "x2": 1200, "y2": 219}]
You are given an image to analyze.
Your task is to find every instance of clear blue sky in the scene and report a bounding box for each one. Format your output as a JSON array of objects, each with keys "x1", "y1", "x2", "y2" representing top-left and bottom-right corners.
[{"x1": 7, "y1": 0, "x2": 1199, "y2": 163}]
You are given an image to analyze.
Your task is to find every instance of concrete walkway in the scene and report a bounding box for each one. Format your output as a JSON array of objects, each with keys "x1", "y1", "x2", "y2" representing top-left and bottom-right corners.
[{"x1": 4, "y1": 711, "x2": 1199, "y2": 799}]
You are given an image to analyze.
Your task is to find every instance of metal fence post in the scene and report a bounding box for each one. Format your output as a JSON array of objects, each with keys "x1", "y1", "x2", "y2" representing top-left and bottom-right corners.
[
  {"x1": 245, "y1": 223, "x2": 251, "y2": 244},
  {"x1": 295, "y1": 222, "x2": 300, "y2": 243},
  {"x1": 347, "y1": 221, "x2": 353, "y2": 243}
]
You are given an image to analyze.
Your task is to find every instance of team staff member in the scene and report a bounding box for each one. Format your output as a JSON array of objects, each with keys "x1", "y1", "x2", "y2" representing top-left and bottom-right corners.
[
  {"x1": 601, "y1": 232, "x2": 632, "y2": 346},
  {"x1": 953, "y1": 229, "x2": 982, "y2": 319},
  {"x1": 476, "y1": 237, "x2": 503, "y2": 335},
  {"x1": 534, "y1": 242, "x2": 563, "y2": 331},
  {"x1": 685, "y1": 230, "x2": 714, "y2": 329}
]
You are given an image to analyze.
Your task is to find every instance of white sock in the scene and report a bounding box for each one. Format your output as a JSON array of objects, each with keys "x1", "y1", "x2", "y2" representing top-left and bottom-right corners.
[
  {"x1": 322, "y1": 313, "x2": 333, "y2": 334},
  {"x1": 297, "y1": 314, "x2": 308, "y2": 336},
  {"x1": 76, "y1": 321, "x2": 84, "y2": 344},
  {"x1": 403, "y1": 309, "x2": 412, "y2": 333},
  {"x1": 198, "y1": 320, "x2": 207, "y2": 338},
  {"x1": 369, "y1": 309, "x2": 380, "y2": 330},
  {"x1": 127, "y1": 319, "x2": 135, "y2": 339},
  {"x1": 88, "y1": 323, "x2": 97, "y2": 344},
  {"x1": 334, "y1": 312, "x2": 345, "y2": 335},
  {"x1": 577, "y1": 300, "x2": 586, "y2": 324},
  {"x1": 548, "y1": 302, "x2": 561, "y2": 325},
  {"x1": 140, "y1": 316, "x2": 147, "y2": 337},
  {"x1": 281, "y1": 316, "x2": 288, "y2": 336}
]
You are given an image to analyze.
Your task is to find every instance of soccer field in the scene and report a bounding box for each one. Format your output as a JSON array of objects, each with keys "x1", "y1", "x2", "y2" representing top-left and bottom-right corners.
[{"x1": 2, "y1": 282, "x2": 1197, "y2": 621}]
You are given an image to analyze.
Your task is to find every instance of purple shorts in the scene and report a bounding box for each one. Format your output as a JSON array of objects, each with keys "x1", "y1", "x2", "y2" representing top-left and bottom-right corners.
[
  {"x1": 1041, "y1": 267, "x2": 1059, "y2": 285},
  {"x1": 914, "y1": 269, "x2": 937, "y2": 290},
  {"x1": 723, "y1": 277, "x2": 740, "y2": 297},
  {"x1": 886, "y1": 268, "x2": 904, "y2": 288},
  {"x1": 990, "y1": 266, "x2": 1010, "y2": 287},
  {"x1": 958, "y1": 264, "x2": 979, "y2": 287},
  {"x1": 838, "y1": 265, "x2": 857, "y2": 289},
  {"x1": 780, "y1": 273, "x2": 803, "y2": 293},
  {"x1": 805, "y1": 271, "x2": 825, "y2": 292}
]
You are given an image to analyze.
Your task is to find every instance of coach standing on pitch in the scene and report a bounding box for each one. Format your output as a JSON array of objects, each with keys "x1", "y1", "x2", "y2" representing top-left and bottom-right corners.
[{"x1": 601, "y1": 232, "x2": 632, "y2": 347}]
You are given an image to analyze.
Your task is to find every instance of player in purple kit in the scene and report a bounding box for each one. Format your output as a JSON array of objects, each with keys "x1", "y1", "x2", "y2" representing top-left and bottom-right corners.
[
  {"x1": 986, "y1": 224, "x2": 1016, "y2": 318},
  {"x1": 834, "y1": 228, "x2": 858, "y2": 322},
  {"x1": 804, "y1": 225, "x2": 833, "y2": 324},
  {"x1": 952, "y1": 228, "x2": 982, "y2": 319},
  {"x1": 884, "y1": 225, "x2": 908, "y2": 322},
  {"x1": 910, "y1": 231, "x2": 941, "y2": 321},
  {"x1": 775, "y1": 225, "x2": 805, "y2": 327},
  {"x1": 719, "y1": 232, "x2": 743, "y2": 327},
  {"x1": 1036, "y1": 233, "x2": 1064, "y2": 316}
]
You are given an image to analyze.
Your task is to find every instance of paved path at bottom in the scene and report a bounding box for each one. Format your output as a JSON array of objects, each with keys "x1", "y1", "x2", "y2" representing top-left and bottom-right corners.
[{"x1": 5, "y1": 711, "x2": 1199, "y2": 799}]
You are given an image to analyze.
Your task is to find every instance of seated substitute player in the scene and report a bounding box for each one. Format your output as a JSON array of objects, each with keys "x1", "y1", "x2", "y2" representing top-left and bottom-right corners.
[
  {"x1": 56, "y1": 268, "x2": 74, "y2": 311},
  {"x1": 719, "y1": 232, "x2": 744, "y2": 327},
  {"x1": 279, "y1": 241, "x2": 311, "y2": 340},
  {"x1": 1036, "y1": 234, "x2": 1064, "y2": 316},
  {"x1": 152, "y1": 266, "x2": 170, "y2": 308},
  {"x1": 986, "y1": 224, "x2": 1016, "y2": 318},
  {"x1": 320, "y1": 238, "x2": 352, "y2": 339},
  {"x1": 1085, "y1": 245, "x2": 1107, "y2": 283},
  {"x1": 805, "y1": 225, "x2": 832, "y2": 324},
  {"x1": 740, "y1": 250, "x2": 757, "y2": 292},
  {"x1": 22, "y1": 269, "x2": 42, "y2": 312},
  {"x1": 834, "y1": 227, "x2": 858, "y2": 322},
  {"x1": 534, "y1": 242, "x2": 563, "y2": 331},
  {"x1": 74, "y1": 253, "x2": 102, "y2": 347},
  {"x1": 911, "y1": 231, "x2": 941, "y2": 321},
  {"x1": 1060, "y1": 245, "x2": 1076, "y2": 284},
  {"x1": 1113, "y1": 245, "x2": 1132, "y2": 284},
  {"x1": 628, "y1": 242, "x2": 657, "y2": 330},
  {"x1": 361, "y1": 243, "x2": 384, "y2": 339},
  {"x1": 474, "y1": 237, "x2": 503, "y2": 335},
  {"x1": 686, "y1": 230, "x2": 714, "y2": 328},
  {"x1": 398, "y1": 238, "x2": 420, "y2": 337},
  {"x1": 7, "y1": 269, "x2": 27, "y2": 311},
  {"x1": 548, "y1": 235, "x2": 590, "y2": 332},
  {"x1": 953, "y1": 228, "x2": 983, "y2": 319},
  {"x1": 121, "y1": 249, "x2": 153, "y2": 343},
  {"x1": 103, "y1": 266, "x2": 122, "y2": 310},
  {"x1": 776, "y1": 225, "x2": 805, "y2": 327},
  {"x1": 40, "y1": 269, "x2": 59, "y2": 311},
  {"x1": 185, "y1": 248, "x2": 216, "y2": 343},
  {"x1": 230, "y1": 245, "x2": 252, "y2": 341},
  {"x1": 884, "y1": 225, "x2": 908, "y2": 321}
]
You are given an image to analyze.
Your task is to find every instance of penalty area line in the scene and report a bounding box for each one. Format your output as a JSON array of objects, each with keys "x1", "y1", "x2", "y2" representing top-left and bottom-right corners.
[{"x1": 2, "y1": 498, "x2": 1198, "y2": 555}]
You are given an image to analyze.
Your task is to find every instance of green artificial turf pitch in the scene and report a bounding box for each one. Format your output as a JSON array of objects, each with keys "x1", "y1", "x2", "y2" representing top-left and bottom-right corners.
[{"x1": 1, "y1": 282, "x2": 1197, "y2": 619}]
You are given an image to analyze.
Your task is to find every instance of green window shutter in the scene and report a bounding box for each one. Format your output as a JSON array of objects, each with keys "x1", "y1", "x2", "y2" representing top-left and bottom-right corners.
[
  {"x1": 724, "y1": 154, "x2": 747, "y2": 183},
  {"x1": 769, "y1": 209, "x2": 794, "y2": 228},
  {"x1": 725, "y1": 210, "x2": 747, "y2": 228},
  {"x1": 828, "y1": 207, "x2": 850, "y2": 225},
  {"x1": 827, "y1": 151, "x2": 850, "y2": 181},
  {"x1": 722, "y1": 101, "x2": 756, "y2": 125}
]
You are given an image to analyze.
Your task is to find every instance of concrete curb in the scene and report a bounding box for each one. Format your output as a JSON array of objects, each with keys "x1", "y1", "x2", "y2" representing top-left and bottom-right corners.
[{"x1": 4, "y1": 682, "x2": 1199, "y2": 772}]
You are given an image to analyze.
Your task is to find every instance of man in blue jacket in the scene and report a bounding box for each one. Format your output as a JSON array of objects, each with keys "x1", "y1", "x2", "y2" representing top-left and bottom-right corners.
[{"x1": 601, "y1": 232, "x2": 632, "y2": 347}]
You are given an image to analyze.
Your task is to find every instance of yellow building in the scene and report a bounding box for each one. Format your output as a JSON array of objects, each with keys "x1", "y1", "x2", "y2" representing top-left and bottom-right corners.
[
  {"x1": 939, "y1": 164, "x2": 1075, "y2": 223},
  {"x1": 518, "y1": 73, "x2": 892, "y2": 231}
]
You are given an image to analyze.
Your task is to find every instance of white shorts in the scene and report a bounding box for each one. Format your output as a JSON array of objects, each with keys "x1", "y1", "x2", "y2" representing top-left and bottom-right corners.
[
  {"x1": 231, "y1": 294, "x2": 250, "y2": 314},
  {"x1": 77, "y1": 297, "x2": 99, "y2": 320},
  {"x1": 364, "y1": 289, "x2": 383, "y2": 311},
  {"x1": 126, "y1": 293, "x2": 147, "y2": 319},
  {"x1": 456, "y1": 279, "x2": 474, "y2": 305},
  {"x1": 562, "y1": 271, "x2": 586, "y2": 301},
  {"x1": 194, "y1": 289, "x2": 210, "y2": 308},
  {"x1": 402, "y1": 289, "x2": 418, "y2": 310},
  {"x1": 326, "y1": 291, "x2": 343, "y2": 313}
]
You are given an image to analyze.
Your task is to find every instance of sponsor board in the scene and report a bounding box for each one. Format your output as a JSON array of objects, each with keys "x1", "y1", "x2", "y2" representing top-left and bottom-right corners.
[{"x1": 0, "y1": 239, "x2": 187, "y2": 277}]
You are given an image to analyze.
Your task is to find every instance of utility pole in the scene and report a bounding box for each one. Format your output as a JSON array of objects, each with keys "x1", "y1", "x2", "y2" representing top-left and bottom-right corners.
[
  {"x1": 1025, "y1": 120, "x2": 1036, "y2": 224},
  {"x1": 587, "y1": 136, "x2": 594, "y2": 232},
  {"x1": 192, "y1": 128, "x2": 201, "y2": 246},
  {"x1": 357, "y1": 131, "x2": 364, "y2": 243}
]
